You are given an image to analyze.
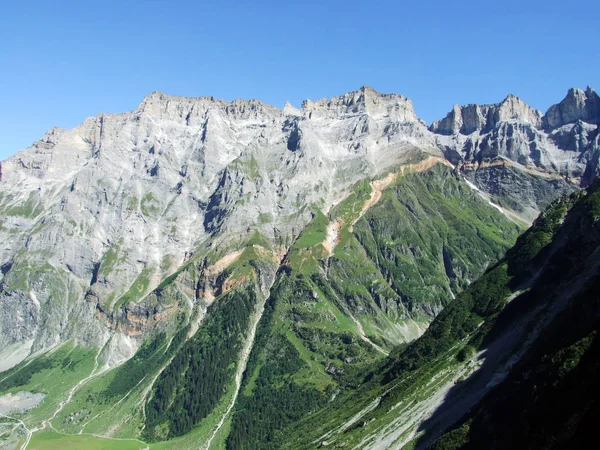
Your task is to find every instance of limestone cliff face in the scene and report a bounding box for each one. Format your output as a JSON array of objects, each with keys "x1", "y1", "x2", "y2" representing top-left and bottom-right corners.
[
  {"x1": 430, "y1": 94, "x2": 543, "y2": 135},
  {"x1": 430, "y1": 88, "x2": 600, "y2": 219},
  {"x1": 301, "y1": 85, "x2": 419, "y2": 123},
  {"x1": 544, "y1": 86, "x2": 600, "y2": 129},
  {"x1": 0, "y1": 86, "x2": 437, "y2": 365},
  {"x1": 431, "y1": 88, "x2": 600, "y2": 181},
  {"x1": 0, "y1": 85, "x2": 596, "y2": 366}
]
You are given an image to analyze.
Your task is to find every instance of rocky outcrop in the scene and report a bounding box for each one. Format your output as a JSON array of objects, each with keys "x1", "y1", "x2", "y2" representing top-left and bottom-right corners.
[
  {"x1": 0, "y1": 85, "x2": 596, "y2": 366},
  {"x1": 463, "y1": 161, "x2": 577, "y2": 221},
  {"x1": 301, "y1": 85, "x2": 418, "y2": 122},
  {"x1": 430, "y1": 94, "x2": 542, "y2": 135},
  {"x1": 431, "y1": 88, "x2": 600, "y2": 203},
  {"x1": 544, "y1": 86, "x2": 600, "y2": 129}
]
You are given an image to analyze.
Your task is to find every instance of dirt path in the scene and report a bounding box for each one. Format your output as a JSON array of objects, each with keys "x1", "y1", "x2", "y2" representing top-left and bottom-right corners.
[
  {"x1": 44, "y1": 345, "x2": 103, "y2": 429},
  {"x1": 22, "y1": 340, "x2": 152, "y2": 448},
  {"x1": 0, "y1": 412, "x2": 33, "y2": 450}
]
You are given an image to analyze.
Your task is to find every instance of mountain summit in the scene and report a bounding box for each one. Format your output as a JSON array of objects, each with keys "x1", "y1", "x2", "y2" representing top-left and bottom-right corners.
[{"x1": 430, "y1": 94, "x2": 543, "y2": 135}]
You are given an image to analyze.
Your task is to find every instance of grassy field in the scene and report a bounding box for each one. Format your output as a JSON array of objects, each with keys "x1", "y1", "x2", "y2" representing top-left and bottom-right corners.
[
  {"x1": 0, "y1": 342, "x2": 98, "y2": 428},
  {"x1": 27, "y1": 430, "x2": 147, "y2": 450},
  {"x1": 24, "y1": 380, "x2": 241, "y2": 450}
]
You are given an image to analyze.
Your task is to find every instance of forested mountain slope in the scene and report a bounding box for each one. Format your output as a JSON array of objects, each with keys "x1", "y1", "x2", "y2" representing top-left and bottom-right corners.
[
  {"x1": 280, "y1": 177, "x2": 600, "y2": 450},
  {"x1": 427, "y1": 181, "x2": 600, "y2": 450}
]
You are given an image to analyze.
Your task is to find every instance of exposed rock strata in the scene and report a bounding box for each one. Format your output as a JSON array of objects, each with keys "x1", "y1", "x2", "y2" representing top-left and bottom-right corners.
[{"x1": 0, "y1": 85, "x2": 597, "y2": 366}]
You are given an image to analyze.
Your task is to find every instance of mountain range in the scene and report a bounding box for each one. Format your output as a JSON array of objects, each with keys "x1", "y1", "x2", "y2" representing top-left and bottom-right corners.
[{"x1": 0, "y1": 85, "x2": 598, "y2": 449}]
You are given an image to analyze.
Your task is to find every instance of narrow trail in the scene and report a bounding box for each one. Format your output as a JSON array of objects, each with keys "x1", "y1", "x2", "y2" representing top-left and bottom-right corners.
[
  {"x1": 79, "y1": 376, "x2": 147, "y2": 435},
  {"x1": 201, "y1": 292, "x2": 269, "y2": 450},
  {"x1": 0, "y1": 423, "x2": 19, "y2": 439},
  {"x1": 0, "y1": 412, "x2": 33, "y2": 450},
  {"x1": 22, "y1": 340, "x2": 151, "y2": 448},
  {"x1": 44, "y1": 345, "x2": 103, "y2": 428},
  {"x1": 42, "y1": 425, "x2": 148, "y2": 447}
]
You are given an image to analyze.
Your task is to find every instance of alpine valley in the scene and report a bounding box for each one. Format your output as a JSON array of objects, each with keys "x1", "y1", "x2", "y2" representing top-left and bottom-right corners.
[{"x1": 0, "y1": 85, "x2": 598, "y2": 449}]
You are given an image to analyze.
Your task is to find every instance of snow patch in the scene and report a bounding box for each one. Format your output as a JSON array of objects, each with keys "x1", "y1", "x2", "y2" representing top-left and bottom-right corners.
[{"x1": 463, "y1": 176, "x2": 506, "y2": 214}]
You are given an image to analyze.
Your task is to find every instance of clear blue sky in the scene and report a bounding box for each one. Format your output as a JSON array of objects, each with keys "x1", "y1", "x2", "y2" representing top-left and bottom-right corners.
[{"x1": 1, "y1": 0, "x2": 598, "y2": 160}]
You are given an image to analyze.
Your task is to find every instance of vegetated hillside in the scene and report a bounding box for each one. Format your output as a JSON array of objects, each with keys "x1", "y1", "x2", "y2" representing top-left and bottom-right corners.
[
  {"x1": 428, "y1": 181, "x2": 600, "y2": 450},
  {"x1": 281, "y1": 179, "x2": 600, "y2": 450},
  {"x1": 225, "y1": 163, "x2": 521, "y2": 450},
  {"x1": 0, "y1": 161, "x2": 521, "y2": 449}
]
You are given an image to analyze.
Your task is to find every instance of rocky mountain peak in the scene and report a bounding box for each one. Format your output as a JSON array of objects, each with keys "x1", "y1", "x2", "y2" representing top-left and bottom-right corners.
[
  {"x1": 496, "y1": 94, "x2": 543, "y2": 125},
  {"x1": 543, "y1": 86, "x2": 600, "y2": 129},
  {"x1": 137, "y1": 91, "x2": 281, "y2": 125},
  {"x1": 430, "y1": 94, "x2": 542, "y2": 136},
  {"x1": 282, "y1": 101, "x2": 301, "y2": 117},
  {"x1": 300, "y1": 86, "x2": 418, "y2": 122}
]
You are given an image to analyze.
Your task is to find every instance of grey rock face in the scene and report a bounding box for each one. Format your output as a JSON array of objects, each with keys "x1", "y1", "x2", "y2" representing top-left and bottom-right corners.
[
  {"x1": 0, "y1": 86, "x2": 438, "y2": 363},
  {"x1": 544, "y1": 87, "x2": 600, "y2": 129},
  {"x1": 0, "y1": 85, "x2": 596, "y2": 365},
  {"x1": 301, "y1": 85, "x2": 418, "y2": 123},
  {"x1": 466, "y1": 164, "x2": 577, "y2": 222},
  {"x1": 431, "y1": 87, "x2": 600, "y2": 189},
  {"x1": 430, "y1": 94, "x2": 542, "y2": 135}
]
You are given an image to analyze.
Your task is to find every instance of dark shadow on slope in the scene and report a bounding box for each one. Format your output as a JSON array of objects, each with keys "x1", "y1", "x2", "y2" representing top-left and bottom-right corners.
[
  {"x1": 411, "y1": 286, "x2": 547, "y2": 449},
  {"x1": 413, "y1": 186, "x2": 600, "y2": 449},
  {"x1": 415, "y1": 267, "x2": 600, "y2": 450}
]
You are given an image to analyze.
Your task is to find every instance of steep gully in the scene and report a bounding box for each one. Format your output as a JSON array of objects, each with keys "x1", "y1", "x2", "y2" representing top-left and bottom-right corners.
[{"x1": 202, "y1": 287, "x2": 269, "y2": 449}]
